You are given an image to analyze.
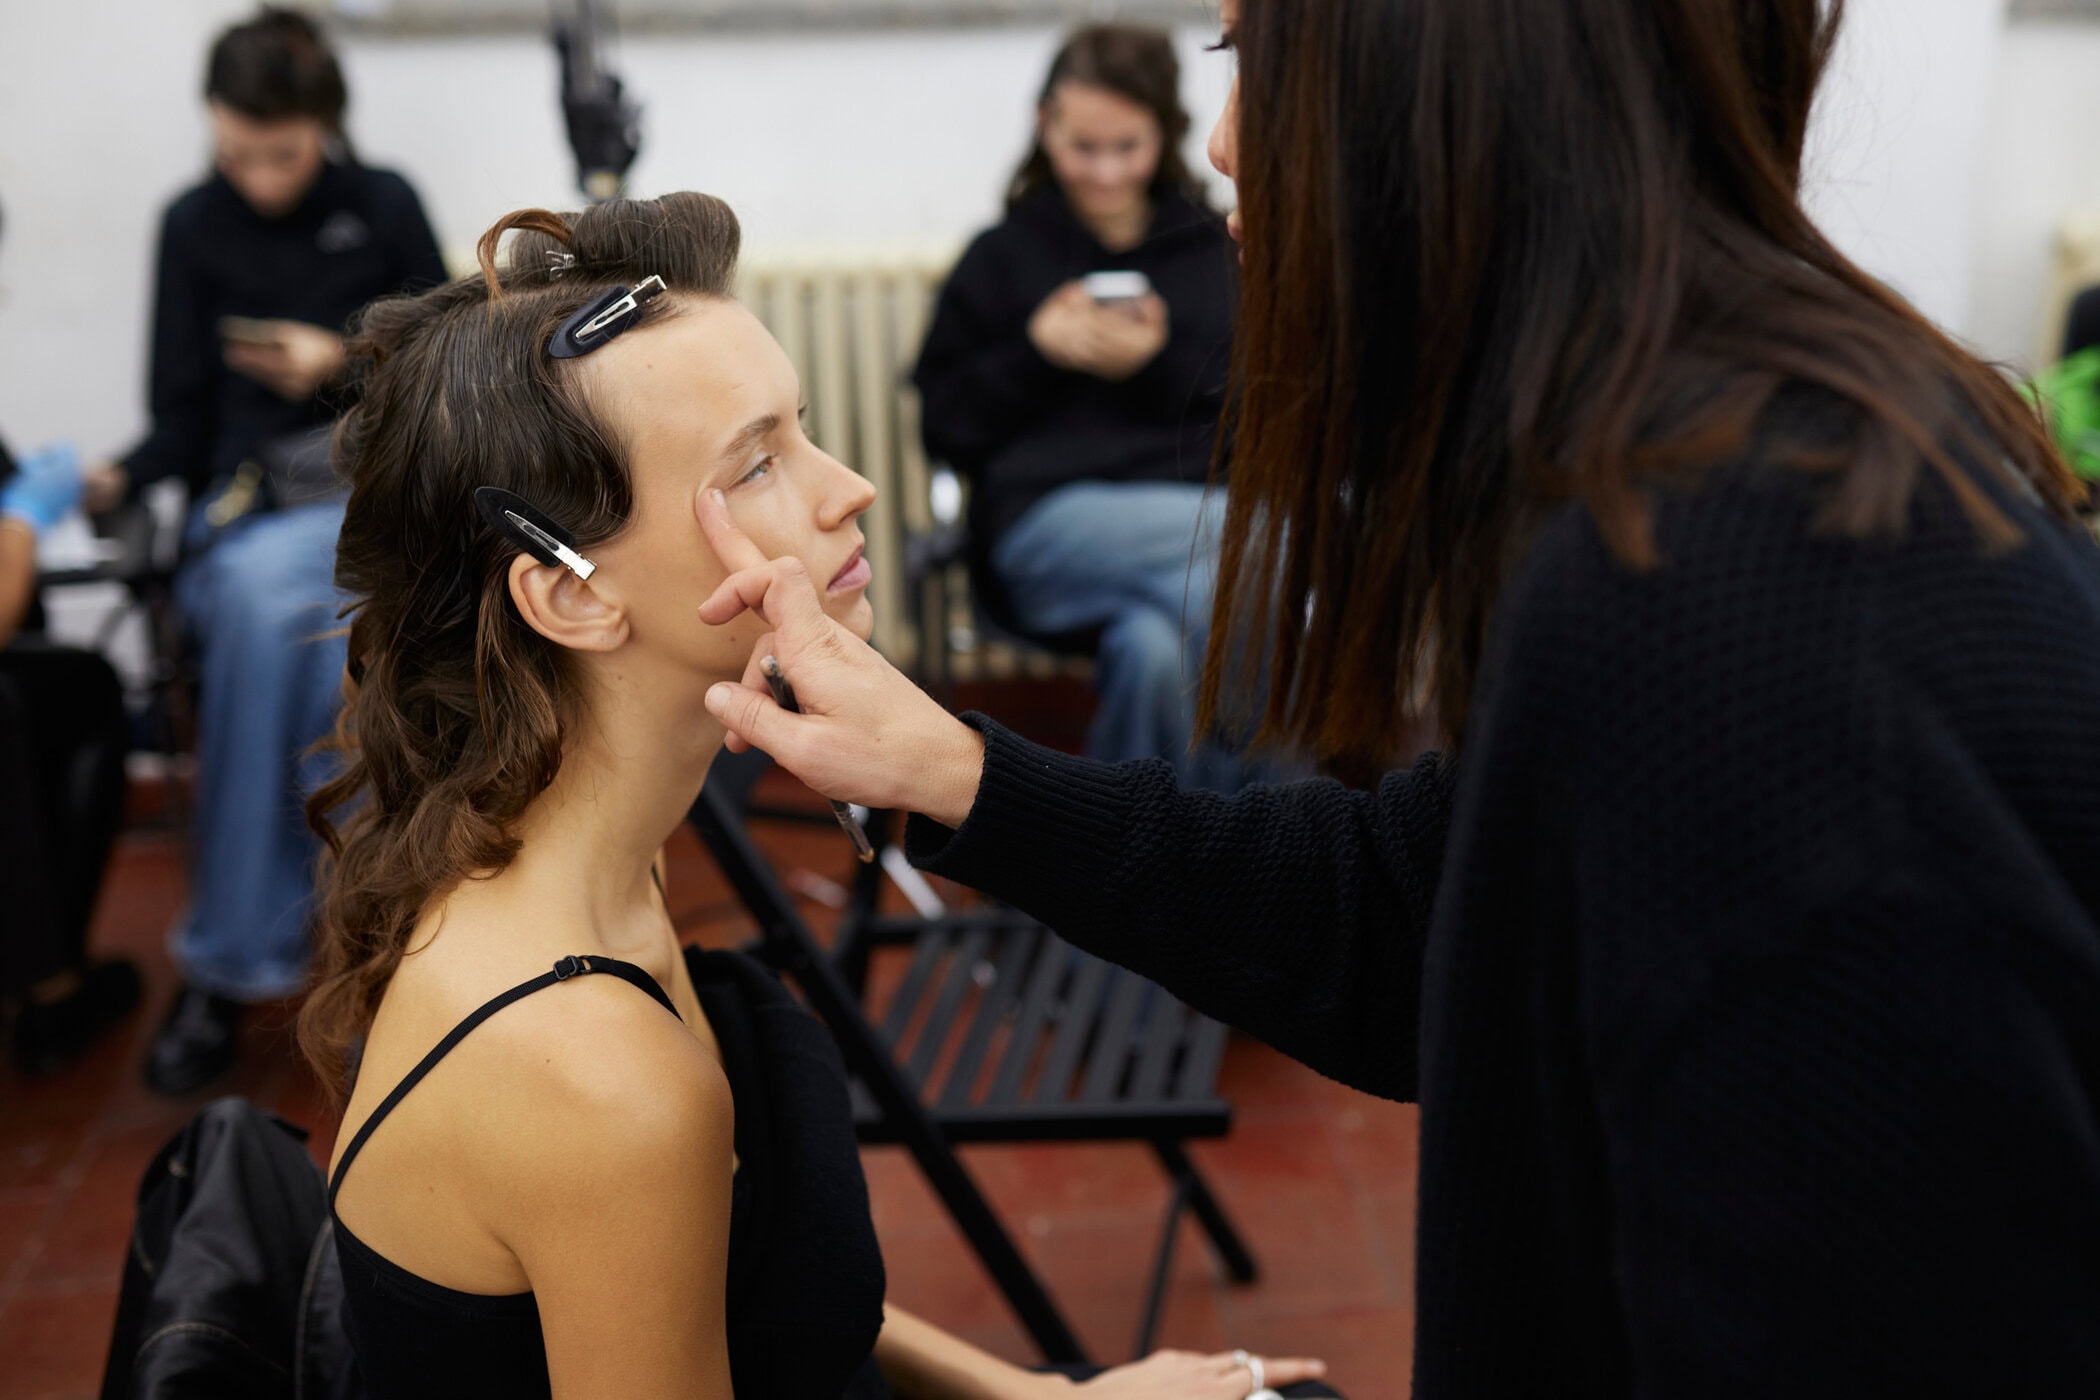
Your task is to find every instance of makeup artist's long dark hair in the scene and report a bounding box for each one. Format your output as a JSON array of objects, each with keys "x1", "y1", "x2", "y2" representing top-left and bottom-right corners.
[
  {"x1": 1199, "y1": 0, "x2": 2082, "y2": 769},
  {"x1": 300, "y1": 192, "x2": 740, "y2": 1098}
]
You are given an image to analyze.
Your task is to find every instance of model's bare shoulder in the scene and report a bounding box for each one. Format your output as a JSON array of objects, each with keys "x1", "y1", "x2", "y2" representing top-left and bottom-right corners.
[
  {"x1": 473, "y1": 972, "x2": 733, "y2": 1195},
  {"x1": 482, "y1": 976, "x2": 738, "y2": 1398}
]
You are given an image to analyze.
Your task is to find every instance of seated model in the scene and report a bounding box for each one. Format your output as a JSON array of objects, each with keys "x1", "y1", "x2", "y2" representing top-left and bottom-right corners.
[{"x1": 307, "y1": 191, "x2": 1330, "y2": 1400}]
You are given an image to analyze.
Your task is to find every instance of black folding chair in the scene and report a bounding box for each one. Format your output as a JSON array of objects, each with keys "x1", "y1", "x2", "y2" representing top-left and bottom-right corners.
[
  {"x1": 685, "y1": 785, "x2": 1258, "y2": 1365},
  {"x1": 901, "y1": 465, "x2": 1100, "y2": 711}
]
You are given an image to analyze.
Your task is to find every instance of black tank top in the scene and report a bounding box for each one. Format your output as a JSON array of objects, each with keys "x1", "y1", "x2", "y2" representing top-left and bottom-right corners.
[{"x1": 329, "y1": 947, "x2": 889, "y2": 1398}]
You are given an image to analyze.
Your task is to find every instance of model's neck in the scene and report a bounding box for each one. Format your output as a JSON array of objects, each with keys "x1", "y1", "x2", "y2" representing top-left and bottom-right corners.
[{"x1": 494, "y1": 667, "x2": 725, "y2": 960}]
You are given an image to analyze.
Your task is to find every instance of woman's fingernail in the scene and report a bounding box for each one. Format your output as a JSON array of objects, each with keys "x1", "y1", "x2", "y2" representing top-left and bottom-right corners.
[
  {"x1": 707, "y1": 683, "x2": 733, "y2": 708},
  {"x1": 710, "y1": 488, "x2": 727, "y2": 508}
]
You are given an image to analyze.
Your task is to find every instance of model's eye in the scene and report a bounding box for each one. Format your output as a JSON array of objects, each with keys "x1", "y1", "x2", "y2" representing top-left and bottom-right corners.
[{"x1": 737, "y1": 452, "x2": 776, "y2": 487}]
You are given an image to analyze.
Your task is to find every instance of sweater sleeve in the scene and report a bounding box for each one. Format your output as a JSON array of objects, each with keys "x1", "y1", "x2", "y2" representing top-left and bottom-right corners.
[
  {"x1": 120, "y1": 204, "x2": 216, "y2": 495},
  {"x1": 905, "y1": 715, "x2": 1458, "y2": 1100},
  {"x1": 911, "y1": 238, "x2": 1067, "y2": 473}
]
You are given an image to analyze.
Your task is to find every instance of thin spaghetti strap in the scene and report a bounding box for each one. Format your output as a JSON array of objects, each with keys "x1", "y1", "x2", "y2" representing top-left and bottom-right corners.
[
  {"x1": 582, "y1": 955, "x2": 678, "y2": 1018},
  {"x1": 329, "y1": 955, "x2": 680, "y2": 1207}
]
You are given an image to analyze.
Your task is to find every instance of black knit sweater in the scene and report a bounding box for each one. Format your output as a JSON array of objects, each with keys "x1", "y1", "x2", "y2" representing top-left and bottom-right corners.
[{"x1": 906, "y1": 412, "x2": 2100, "y2": 1395}]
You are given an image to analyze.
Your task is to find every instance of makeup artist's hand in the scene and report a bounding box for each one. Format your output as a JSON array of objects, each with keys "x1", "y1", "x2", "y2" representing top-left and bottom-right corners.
[{"x1": 696, "y1": 489, "x2": 987, "y2": 828}]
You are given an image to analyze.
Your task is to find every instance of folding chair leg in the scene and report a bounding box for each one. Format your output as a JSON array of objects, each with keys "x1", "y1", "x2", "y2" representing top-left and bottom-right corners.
[
  {"x1": 912, "y1": 1136, "x2": 1087, "y2": 1365},
  {"x1": 1133, "y1": 1172, "x2": 1194, "y2": 1360},
  {"x1": 1152, "y1": 1141, "x2": 1258, "y2": 1284},
  {"x1": 809, "y1": 957, "x2": 1086, "y2": 1363},
  {"x1": 687, "y1": 788, "x2": 1091, "y2": 1365}
]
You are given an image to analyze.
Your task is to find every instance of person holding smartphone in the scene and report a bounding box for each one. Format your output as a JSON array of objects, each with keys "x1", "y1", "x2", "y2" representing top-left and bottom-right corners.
[
  {"x1": 80, "y1": 8, "x2": 446, "y2": 1095},
  {"x1": 912, "y1": 24, "x2": 1251, "y2": 789}
]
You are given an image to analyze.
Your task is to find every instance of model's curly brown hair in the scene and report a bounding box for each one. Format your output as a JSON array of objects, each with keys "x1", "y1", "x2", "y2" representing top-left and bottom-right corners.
[{"x1": 300, "y1": 192, "x2": 741, "y2": 1099}]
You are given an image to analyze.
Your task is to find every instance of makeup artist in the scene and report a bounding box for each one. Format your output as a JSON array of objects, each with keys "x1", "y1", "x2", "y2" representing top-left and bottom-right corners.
[{"x1": 699, "y1": 0, "x2": 2100, "y2": 1394}]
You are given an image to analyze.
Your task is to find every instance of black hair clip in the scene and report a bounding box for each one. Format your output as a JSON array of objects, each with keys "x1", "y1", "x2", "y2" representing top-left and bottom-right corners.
[
  {"x1": 548, "y1": 274, "x2": 668, "y2": 359},
  {"x1": 474, "y1": 486, "x2": 597, "y2": 580}
]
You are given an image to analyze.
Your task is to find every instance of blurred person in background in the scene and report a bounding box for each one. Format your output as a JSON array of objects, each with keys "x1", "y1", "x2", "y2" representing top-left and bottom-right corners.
[
  {"x1": 78, "y1": 6, "x2": 445, "y2": 1094},
  {"x1": 912, "y1": 25, "x2": 1250, "y2": 789},
  {"x1": 0, "y1": 199, "x2": 140, "y2": 1073}
]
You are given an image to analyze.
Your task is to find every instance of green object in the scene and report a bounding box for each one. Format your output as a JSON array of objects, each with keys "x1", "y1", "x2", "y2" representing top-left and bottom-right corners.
[{"x1": 2030, "y1": 347, "x2": 2100, "y2": 481}]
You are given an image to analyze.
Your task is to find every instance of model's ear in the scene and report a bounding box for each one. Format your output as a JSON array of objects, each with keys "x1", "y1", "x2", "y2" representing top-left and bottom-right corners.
[{"x1": 507, "y1": 552, "x2": 629, "y2": 654}]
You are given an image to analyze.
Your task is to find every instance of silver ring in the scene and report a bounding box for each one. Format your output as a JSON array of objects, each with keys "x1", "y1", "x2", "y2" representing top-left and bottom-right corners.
[{"x1": 1231, "y1": 1349, "x2": 1266, "y2": 1395}]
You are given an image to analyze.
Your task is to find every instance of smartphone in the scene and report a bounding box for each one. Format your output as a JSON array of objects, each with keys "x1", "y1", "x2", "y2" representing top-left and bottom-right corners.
[
  {"x1": 1081, "y1": 270, "x2": 1153, "y2": 307},
  {"x1": 217, "y1": 316, "x2": 284, "y2": 347}
]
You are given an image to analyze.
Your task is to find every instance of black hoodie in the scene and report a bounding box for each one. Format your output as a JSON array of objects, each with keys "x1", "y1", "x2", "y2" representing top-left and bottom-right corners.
[
  {"x1": 120, "y1": 160, "x2": 445, "y2": 500},
  {"x1": 912, "y1": 185, "x2": 1236, "y2": 550}
]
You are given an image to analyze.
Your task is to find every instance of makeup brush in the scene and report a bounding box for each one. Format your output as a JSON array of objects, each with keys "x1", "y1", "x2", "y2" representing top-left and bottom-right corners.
[{"x1": 759, "y1": 655, "x2": 875, "y2": 863}]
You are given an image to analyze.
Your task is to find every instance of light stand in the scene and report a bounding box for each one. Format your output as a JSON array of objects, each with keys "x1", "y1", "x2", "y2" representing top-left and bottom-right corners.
[{"x1": 552, "y1": 0, "x2": 642, "y2": 202}]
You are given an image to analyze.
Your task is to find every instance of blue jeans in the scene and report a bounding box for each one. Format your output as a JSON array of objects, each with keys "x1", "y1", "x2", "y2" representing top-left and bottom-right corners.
[
  {"x1": 992, "y1": 482, "x2": 1257, "y2": 792},
  {"x1": 170, "y1": 500, "x2": 348, "y2": 1001}
]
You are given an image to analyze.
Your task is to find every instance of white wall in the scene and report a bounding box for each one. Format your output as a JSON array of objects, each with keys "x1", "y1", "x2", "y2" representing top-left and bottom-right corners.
[
  {"x1": 1, "y1": 0, "x2": 2089, "y2": 463},
  {"x1": 1803, "y1": 0, "x2": 2009, "y2": 346},
  {"x1": 0, "y1": 0, "x2": 256, "y2": 459},
  {"x1": 0, "y1": 7, "x2": 1232, "y2": 460},
  {"x1": 1971, "y1": 19, "x2": 2100, "y2": 367},
  {"x1": 343, "y1": 26, "x2": 1236, "y2": 260}
]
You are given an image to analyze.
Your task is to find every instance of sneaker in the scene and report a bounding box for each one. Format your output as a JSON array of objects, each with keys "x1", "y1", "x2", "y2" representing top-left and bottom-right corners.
[
  {"x1": 12, "y1": 960, "x2": 144, "y2": 1074},
  {"x1": 143, "y1": 983, "x2": 243, "y2": 1096}
]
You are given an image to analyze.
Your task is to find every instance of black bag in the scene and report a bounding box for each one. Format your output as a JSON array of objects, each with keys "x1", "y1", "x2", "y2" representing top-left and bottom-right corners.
[{"x1": 100, "y1": 1097, "x2": 361, "y2": 1400}]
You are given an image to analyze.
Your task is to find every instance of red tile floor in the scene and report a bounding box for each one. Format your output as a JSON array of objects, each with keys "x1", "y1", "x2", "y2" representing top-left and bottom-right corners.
[{"x1": 0, "y1": 781, "x2": 1419, "y2": 1400}]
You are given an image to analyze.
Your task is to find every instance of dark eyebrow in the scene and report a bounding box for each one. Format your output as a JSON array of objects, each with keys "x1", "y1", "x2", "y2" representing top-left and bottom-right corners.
[{"x1": 718, "y1": 412, "x2": 780, "y2": 468}]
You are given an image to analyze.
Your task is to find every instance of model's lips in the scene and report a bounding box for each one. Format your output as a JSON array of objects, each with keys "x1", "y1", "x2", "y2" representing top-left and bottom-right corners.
[
  {"x1": 828, "y1": 546, "x2": 871, "y2": 594},
  {"x1": 1226, "y1": 209, "x2": 1242, "y2": 242}
]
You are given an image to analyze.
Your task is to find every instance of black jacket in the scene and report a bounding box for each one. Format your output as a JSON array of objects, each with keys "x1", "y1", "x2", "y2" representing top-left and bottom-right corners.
[
  {"x1": 120, "y1": 161, "x2": 445, "y2": 500},
  {"x1": 911, "y1": 185, "x2": 1236, "y2": 553},
  {"x1": 102, "y1": 1097, "x2": 358, "y2": 1400},
  {"x1": 907, "y1": 392, "x2": 2100, "y2": 1395}
]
